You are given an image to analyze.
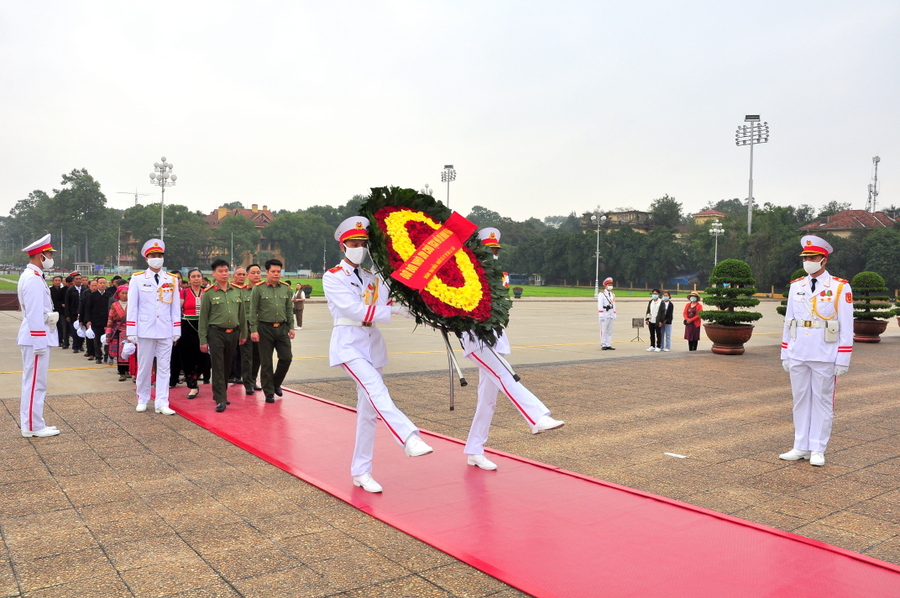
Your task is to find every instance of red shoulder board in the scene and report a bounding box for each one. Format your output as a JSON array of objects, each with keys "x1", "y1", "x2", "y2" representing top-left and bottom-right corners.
[
  {"x1": 833, "y1": 277, "x2": 848, "y2": 283},
  {"x1": 328, "y1": 265, "x2": 342, "y2": 273},
  {"x1": 255, "y1": 280, "x2": 266, "y2": 286},
  {"x1": 280, "y1": 280, "x2": 291, "y2": 286},
  {"x1": 790, "y1": 277, "x2": 804, "y2": 283}
]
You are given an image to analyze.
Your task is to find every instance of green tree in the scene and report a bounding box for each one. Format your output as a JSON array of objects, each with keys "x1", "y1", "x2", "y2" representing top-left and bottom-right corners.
[
  {"x1": 649, "y1": 194, "x2": 683, "y2": 229},
  {"x1": 862, "y1": 228, "x2": 900, "y2": 289},
  {"x1": 214, "y1": 216, "x2": 261, "y2": 265},
  {"x1": 263, "y1": 212, "x2": 333, "y2": 272}
]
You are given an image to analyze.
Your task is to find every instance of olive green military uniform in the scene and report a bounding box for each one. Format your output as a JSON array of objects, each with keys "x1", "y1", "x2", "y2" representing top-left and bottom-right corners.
[
  {"x1": 250, "y1": 280, "x2": 294, "y2": 399},
  {"x1": 199, "y1": 283, "x2": 246, "y2": 407},
  {"x1": 236, "y1": 284, "x2": 261, "y2": 393}
]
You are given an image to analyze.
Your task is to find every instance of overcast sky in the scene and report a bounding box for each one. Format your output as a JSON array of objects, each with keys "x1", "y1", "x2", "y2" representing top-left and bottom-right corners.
[{"x1": 3, "y1": 1, "x2": 898, "y2": 224}]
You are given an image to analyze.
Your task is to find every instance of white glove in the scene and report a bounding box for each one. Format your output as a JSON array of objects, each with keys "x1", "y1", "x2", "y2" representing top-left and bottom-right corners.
[
  {"x1": 127, "y1": 336, "x2": 137, "y2": 344},
  {"x1": 835, "y1": 365, "x2": 849, "y2": 376},
  {"x1": 390, "y1": 304, "x2": 412, "y2": 319},
  {"x1": 44, "y1": 312, "x2": 59, "y2": 327},
  {"x1": 34, "y1": 347, "x2": 47, "y2": 356},
  {"x1": 100, "y1": 334, "x2": 108, "y2": 346},
  {"x1": 782, "y1": 360, "x2": 790, "y2": 373},
  {"x1": 172, "y1": 335, "x2": 180, "y2": 343}
]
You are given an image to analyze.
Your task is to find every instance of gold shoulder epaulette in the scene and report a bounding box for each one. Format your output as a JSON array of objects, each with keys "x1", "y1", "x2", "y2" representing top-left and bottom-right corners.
[
  {"x1": 328, "y1": 265, "x2": 342, "y2": 273},
  {"x1": 790, "y1": 276, "x2": 804, "y2": 283},
  {"x1": 280, "y1": 280, "x2": 291, "y2": 286},
  {"x1": 362, "y1": 267, "x2": 372, "y2": 274},
  {"x1": 833, "y1": 276, "x2": 848, "y2": 283},
  {"x1": 255, "y1": 280, "x2": 266, "y2": 286},
  {"x1": 133, "y1": 270, "x2": 145, "y2": 276}
]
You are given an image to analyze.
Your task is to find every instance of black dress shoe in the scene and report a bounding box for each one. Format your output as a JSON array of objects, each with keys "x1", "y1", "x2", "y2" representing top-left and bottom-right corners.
[
  {"x1": 253, "y1": 385, "x2": 262, "y2": 391},
  {"x1": 607, "y1": 346, "x2": 616, "y2": 350},
  {"x1": 274, "y1": 387, "x2": 283, "y2": 397},
  {"x1": 601, "y1": 346, "x2": 608, "y2": 350},
  {"x1": 265, "y1": 396, "x2": 275, "y2": 403},
  {"x1": 215, "y1": 402, "x2": 226, "y2": 412},
  {"x1": 245, "y1": 388, "x2": 254, "y2": 395}
]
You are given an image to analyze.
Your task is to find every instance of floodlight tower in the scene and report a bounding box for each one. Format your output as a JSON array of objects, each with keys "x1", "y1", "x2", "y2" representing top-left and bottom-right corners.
[{"x1": 735, "y1": 115, "x2": 770, "y2": 234}]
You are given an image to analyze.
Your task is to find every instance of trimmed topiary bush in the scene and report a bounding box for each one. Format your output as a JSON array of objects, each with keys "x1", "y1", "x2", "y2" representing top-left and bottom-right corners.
[
  {"x1": 776, "y1": 267, "x2": 807, "y2": 317},
  {"x1": 850, "y1": 271, "x2": 893, "y2": 320},
  {"x1": 700, "y1": 259, "x2": 762, "y2": 326}
]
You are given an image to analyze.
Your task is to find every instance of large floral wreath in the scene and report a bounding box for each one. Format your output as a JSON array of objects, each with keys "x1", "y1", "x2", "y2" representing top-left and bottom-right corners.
[{"x1": 360, "y1": 186, "x2": 511, "y2": 346}]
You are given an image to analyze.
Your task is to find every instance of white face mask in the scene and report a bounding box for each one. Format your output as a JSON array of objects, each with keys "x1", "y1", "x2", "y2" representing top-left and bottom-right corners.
[
  {"x1": 492, "y1": 254, "x2": 499, "y2": 260},
  {"x1": 803, "y1": 260, "x2": 823, "y2": 275},
  {"x1": 690, "y1": 297, "x2": 698, "y2": 303},
  {"x1": 344, "y1": 246, "x2": 368, "y2": 265},
  {"x1": 147, "y1": 257, "x2": 164, "y2": 270},
  {"x1": 651, "y1": 294, "x2": 659, "y2": 299},
  {"x1": 663, "y1": 296, "x2": 670, "y2": 302},
  {"x1": 40, "y1": 254, "x2": 54, "y2": 270},
  {"x1": 606, "y1": 285, "x2": 613, "y2": 291}
]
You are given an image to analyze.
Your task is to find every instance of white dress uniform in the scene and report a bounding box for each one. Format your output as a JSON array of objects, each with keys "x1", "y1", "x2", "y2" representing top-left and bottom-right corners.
[
  {"x1": 18, "y1": 261, "x2": 59, "y2": 434},
  {"x1": 460, "y1": 330, "x2": 551, "y2": 455},
  {"x1": 126, "y1": 250, "x2": 181, "y2": 410},
  {"x1": 324, "y1": 259, "x2": 419, "y2": 477},
  {"x1": 598, "y1": 283, "x2": 617, "y2": 349},
  {"x1": 781, "y1": 258, "x2": 853, "y2": 453}
]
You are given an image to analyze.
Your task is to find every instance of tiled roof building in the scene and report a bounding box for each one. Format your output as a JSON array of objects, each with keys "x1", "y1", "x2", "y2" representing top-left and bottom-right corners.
[{"x1": 799, "y1": 210, "x2": 897, "y2": 238}]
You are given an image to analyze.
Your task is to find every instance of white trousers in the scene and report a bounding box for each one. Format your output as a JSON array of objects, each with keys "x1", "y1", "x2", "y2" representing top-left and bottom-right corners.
[
  {"x1": 342, "y1": 358, "x2": 418, "y2": 476},
  {"x1": 787, "y1": 358, "x2": 836, "y2": 452},
  {"x1": 136, "y1": 337, "x2": 173, "y2": 408},
  {"x1": 599, "y1": 318, "x2": 614, "y2": 347},
  {"x1": 20, "y1": 346, "x2": 50, "y2": 432},
  {"x1": 463, "y1": 347, "x2": 550, "y2": 455}
]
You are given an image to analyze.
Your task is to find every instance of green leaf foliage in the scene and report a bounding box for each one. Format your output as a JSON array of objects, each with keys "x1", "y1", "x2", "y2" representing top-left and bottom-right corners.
[
  {"x1": 850, "y1": 271, "x2": 894, "y2": 320},
  {"x1": 776, "y1": 268, "x2": 807, "y2": 316},
  {"x1": 700, "y1": 258, "x2": 762, "y2": 326}
]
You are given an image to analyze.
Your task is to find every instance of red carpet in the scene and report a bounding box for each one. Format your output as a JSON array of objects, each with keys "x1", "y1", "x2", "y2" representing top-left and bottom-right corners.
[{"x1": 170, "y1": 385, "x2": 900, "y2": 597}]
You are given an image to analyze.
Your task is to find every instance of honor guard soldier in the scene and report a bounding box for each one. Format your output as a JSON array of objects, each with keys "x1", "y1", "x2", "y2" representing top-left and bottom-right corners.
[
  {"x1": 199, "y1": 259, "x2": 247, "y2": 412},
  {"x1": 249, "y1": 258, "x2": 295, "y2": 403},
  {"x1": 127, "y1": 239, "x2": 181, "y2": 415},
  {"x1": 598, "y1": 276, "x2": 617, "y2": 350},
  {"x1": 18, "y1": 234, "x2": 61, "y2": 437},
  {"x1": 323, "y1": 216, "x2": 433, "y2": 493},
  {"x1": 779, "y1": 235, "x2": 853, "y2": 467},
  {"x1": 461, "y1": 228, "x2": 564, "y2": 471}
]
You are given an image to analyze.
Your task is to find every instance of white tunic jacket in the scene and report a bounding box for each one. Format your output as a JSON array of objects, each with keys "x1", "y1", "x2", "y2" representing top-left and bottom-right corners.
[
  {"x1": 781, "y1": 271, "x2": 853, "y2": 367},
  {"x1": 17, "y1": 264, "x2": 58, "y2": 349},
  {"x1": 323, "y1": 261, "x2": 392, "y2": 368},
  {"x1": 126, "y1": 269, "x2": 181, "y2": 339}
]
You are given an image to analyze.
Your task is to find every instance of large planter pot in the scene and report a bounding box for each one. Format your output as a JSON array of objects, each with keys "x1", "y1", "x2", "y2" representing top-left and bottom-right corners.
[
  {"x1": 0, "y1": 291, "x2": 19, "y2": 311},
  {"x1": 853, "y1": 318, "x2": 888, "y2": 343},
  {"x1": 703, "y1": 323, "x2": 755, "y2": 355}
]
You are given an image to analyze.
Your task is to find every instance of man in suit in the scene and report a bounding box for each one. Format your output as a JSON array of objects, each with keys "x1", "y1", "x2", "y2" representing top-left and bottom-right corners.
[
  {"x1": 126, "y1": 239, "x2": 181, "y2": 415},
  {"x1": 65, "y1": 273, "x2": 89, "y2": 353},
  {"x1": 83, "y1": 276, "x2": 110, "y2": 365},
  {"x1": 49, "y1": 276, "x2": 67, "y2": 349}
]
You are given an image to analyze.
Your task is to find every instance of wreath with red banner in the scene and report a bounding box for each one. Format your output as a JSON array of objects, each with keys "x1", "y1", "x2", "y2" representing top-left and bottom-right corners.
[{"x1": 360, "y1": 186, "x2": 511, "y2": 346}]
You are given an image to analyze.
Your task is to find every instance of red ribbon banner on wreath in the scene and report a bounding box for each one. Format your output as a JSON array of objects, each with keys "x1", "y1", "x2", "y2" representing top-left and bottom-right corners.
[{"x1": 390, "y1": 212, "x2": 478, "y2": 290}]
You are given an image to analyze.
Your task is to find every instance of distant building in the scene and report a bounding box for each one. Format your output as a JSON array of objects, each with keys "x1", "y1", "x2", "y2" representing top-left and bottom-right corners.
[
  {"x1": 798, "y1": 210, "x2": 897, "y2": 238},
  {"x1": 204, "y1": 204, "x2": 281, "y2": 265},
  {"x1": 580, "y1": 210, "x2": 653, "y2": 234},
  {"x1": 692, "y1": 210, "x2": 727, "y2": 225}
]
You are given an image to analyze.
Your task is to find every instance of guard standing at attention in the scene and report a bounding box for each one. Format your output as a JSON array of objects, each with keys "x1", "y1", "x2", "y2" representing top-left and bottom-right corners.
[
  {"x1": 199, "y1": 259, "x2": 247, "y2": 412},
  {"x1": 323, "y1": 216, "x2": 433, "y2": 494},
  {"x1": 461, "y1": 228, "x2": 564, "y2": 471},
  {"x1": 249, "y1": 258, "x2": 295, "y2": 403},
  {"x1": 779, "y1": 235, "x2": 853, "y2": 467},
  {"x1": 18, "y1": 234, "x2": 61, "y2": 438},
  {"x1": 126, "y1": 239, "x2": 181, "y2": 415},
  {"x1": 598, "y1": 276, "x2": 617, "y2": 350}
]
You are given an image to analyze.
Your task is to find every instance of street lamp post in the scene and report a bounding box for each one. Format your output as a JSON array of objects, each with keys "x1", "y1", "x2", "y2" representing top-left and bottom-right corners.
[
  {"x1": 591, "y1": 213, "x2": 607, "y2": 297},
  {"x1": 709, "y1": 219, "x2": 724, "y2": 270},
  {"x1": 149, "y1": 157, "x2": 177, "y2": 241},
  {"x1": 735, "y1": 115, "x2": 769, "y2": 235},
  {"x1": 441, "y1": 165, "x2": 456, "y2": 208}
]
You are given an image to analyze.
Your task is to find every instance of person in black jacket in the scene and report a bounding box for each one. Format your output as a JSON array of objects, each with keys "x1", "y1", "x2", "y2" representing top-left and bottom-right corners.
[
  {"x1": 83, "y1": 277, "x2": 110, "y2": 364},
  {"x1": 644, "y1": 289, "x2": 666, "y2": 352},
  {"x1": 49, "y1": 276, "x2": 68, "y2": 349},
  {"x1": 65, "y1": 273, "x2": 89, "y2": 353},
  {"x1": 659, "y1": 291, "x2": 675, "y2": 351}
]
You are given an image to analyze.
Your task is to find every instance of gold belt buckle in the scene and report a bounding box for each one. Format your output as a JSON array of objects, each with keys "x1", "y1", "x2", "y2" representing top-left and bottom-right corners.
[
  {"x1": 802, "y1": 321, "x2": 814, "y2": 328},
  {"x1": 272, "y1": 322, "x2": 280, "y2": 328},
  {"x1": 362, "y1": 322, "x2": 373, "y2": 328},
  {"x1": 225, "y1": 328, "x2": 233, "y2": 333}
]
